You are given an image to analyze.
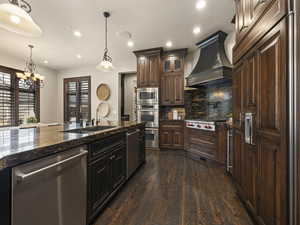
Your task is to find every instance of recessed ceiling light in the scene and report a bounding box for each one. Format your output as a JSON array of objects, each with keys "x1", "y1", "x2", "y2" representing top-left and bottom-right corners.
[
  {"x1": 73, "y1": 30, "x2": 82, "y2": 38},
  {"x1": 76, "y1": 54, "x2": 82, "y2": 59},
  {"x1": 196, "y1": 0, "x2": 206, "y2": 9},
  {"x1": 193, "y1": 27, "x2": 201, "y2": 34},
  {"x1": 127, "y1": 40, "x2": 134, "y2": 47},
  {"x1": 166, "y1": 41, "x2": 173, "y2": 48},
  {"x1": 43, "y1": 60, "x2": 48, "y2": 64}
]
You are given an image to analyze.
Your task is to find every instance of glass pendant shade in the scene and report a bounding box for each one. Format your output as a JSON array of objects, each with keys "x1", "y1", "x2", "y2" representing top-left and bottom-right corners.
[
  {"x1": 0, "y1": 3, "x2": 42, "y2": 37},
  {"x1": 96, "y1": 60, "x2": 113, "y2": 72}
]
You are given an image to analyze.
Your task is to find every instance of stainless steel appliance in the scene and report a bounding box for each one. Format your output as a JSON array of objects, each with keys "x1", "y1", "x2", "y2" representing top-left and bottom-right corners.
[
  {"x1": 127, "y1": 129, "x2": 140, "y2": 178},
  {"x1": 137, "y1": 105, "x2": 159, "y2": 128},
  {"x1": 137, "y1": 87, "x2": 159, "y2": 105},
  {"x1": 12, "y1": 147, "x2": 88, "y2": 225},
  {"x1": 145, "y1": 128, "x2": 159, "y2": 148},
  {"x1": 227, "y1": 127, "x2": 233, "y2": 173},
  {"x1": 186, "y1": 120, "x2": 216, "y2": 131}
]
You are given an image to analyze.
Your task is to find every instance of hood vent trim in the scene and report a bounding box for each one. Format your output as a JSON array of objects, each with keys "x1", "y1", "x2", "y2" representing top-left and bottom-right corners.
[{"x1": 186, "y1": 31, "x2": 232, "y2": 87}]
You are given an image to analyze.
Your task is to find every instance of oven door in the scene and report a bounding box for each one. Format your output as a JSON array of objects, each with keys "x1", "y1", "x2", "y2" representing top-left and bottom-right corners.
[
  {"x1": 137, "y1": 109, "x2": 159, "y2": 128},
  {"x1": 145, "y1": 128, "x2": 159, "y2": 148},
  {"x1": 137, "y1": 88, "x2": 159, "y2": 105}
]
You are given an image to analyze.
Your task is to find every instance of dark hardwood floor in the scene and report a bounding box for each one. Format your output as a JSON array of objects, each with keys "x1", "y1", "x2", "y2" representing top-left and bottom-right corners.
[{"x1": 94, "y1": 150, "x2": 254, "y2": 225}]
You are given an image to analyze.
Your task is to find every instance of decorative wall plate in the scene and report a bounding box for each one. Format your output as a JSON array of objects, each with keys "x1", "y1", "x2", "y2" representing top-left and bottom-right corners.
[
  {"x1": 97, "y1": 102, "x2": 110, "y2": 118},
  {"x1": 97, "y1": 83, "x2": 110, "y2": 101}
]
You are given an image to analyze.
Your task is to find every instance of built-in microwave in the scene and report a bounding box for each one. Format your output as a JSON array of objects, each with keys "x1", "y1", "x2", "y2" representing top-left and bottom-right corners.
[{"x1": 137, "y1": 88, "x2": 159, "y2": 105}]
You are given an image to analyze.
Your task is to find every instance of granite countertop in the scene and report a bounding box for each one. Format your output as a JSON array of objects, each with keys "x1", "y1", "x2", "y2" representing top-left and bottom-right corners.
[{"x1": 0, "y1": 121, "x2": 145, "y2": 170}]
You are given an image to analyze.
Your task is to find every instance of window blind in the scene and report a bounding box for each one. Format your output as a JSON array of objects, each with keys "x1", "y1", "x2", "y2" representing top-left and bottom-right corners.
[
  {"x1": 0, "y1": 71, "x2": 13, "y2": 126},
  {"x1": 0, "y1": 66, "x2": 40, "y2": 127},
  {"x1": 64, "y1": 77, "x2": 91, "y2": 122}
]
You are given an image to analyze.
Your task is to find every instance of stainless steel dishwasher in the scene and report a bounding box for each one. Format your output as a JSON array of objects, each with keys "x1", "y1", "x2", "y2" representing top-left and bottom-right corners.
[
  {"x1": 127, "y1": 129, "x2": 140, "y2": 178},
  {"x1": 12, "y1": 146, "x2": 88, "y2": 225}
]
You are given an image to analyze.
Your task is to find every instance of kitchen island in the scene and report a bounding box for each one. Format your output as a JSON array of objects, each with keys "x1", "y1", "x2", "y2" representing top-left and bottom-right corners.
[{"x1": 0, "y1": 122, "x2": 146, "y2": 225}]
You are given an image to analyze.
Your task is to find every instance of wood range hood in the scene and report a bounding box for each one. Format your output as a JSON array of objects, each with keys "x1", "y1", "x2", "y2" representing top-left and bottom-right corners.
[{"x1": 186, "y1": 31, "x2": 232, "y2": 87}]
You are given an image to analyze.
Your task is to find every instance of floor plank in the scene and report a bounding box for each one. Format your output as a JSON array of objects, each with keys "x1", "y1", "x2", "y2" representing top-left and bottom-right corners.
[{"x1": 94, "y1": 151, "x2": 254, "y2": 225}]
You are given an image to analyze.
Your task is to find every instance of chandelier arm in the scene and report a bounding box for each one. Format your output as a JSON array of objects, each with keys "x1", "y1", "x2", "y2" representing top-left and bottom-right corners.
[
  {"x1": 19, "y1": 0, "x2": 32, "y2": 13},
  {"x1": 105, "y1": 15, "x2": 108, "y2": 50}
]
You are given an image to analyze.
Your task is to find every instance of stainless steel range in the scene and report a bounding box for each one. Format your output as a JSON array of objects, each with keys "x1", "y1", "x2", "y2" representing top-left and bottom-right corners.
[{"x1": 185, "y1": 120, "x2": 216, "y2": 131}]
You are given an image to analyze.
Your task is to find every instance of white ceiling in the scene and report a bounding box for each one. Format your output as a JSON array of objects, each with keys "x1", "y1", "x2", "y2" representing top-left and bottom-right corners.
[{"x1": 0, "y1": 0, "x2": 235, "y2": 71}]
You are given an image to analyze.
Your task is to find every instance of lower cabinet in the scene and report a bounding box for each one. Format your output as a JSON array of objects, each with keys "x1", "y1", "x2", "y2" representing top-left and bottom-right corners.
[
  {"x1": 160, "y1": 121, "x2": 184, "y2": 149},
  {"x1": 88, "y1": 134, "x2": 127, "y2": 223}
]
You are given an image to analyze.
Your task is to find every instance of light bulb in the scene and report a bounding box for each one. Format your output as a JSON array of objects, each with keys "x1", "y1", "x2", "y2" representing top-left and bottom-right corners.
[
  {"x1": 24, "y1": 72, "x2": 31, "y2": 77},
  {"x1": 10, "y1": 15, "x2": 20, "y2": 24}
]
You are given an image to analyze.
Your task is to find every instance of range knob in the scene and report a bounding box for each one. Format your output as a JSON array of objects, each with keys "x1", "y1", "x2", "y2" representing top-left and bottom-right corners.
[{"x1": 197, "y1": 125, "x2": 202, "y2": 128}]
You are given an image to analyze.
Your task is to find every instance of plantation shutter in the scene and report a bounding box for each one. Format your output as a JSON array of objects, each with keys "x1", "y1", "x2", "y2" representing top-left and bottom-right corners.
[
  {"x1": 64, "y1": 77, "x2": 91, "y2": 122},
  {"x1": 0, "y1": 71, "x2": 14, "y2": 126}
]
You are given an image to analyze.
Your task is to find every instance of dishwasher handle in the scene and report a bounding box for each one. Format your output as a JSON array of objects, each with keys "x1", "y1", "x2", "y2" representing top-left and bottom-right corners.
[
  {"x1": 127, "y1": 129, "x2": 140, "y2": 136},
  {"x1": 15, "y1": 150, "x2": 88, "y2": 182}
]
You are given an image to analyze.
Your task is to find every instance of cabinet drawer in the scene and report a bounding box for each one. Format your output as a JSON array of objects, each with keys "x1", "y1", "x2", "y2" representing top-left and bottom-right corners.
[{"x1": 89, "y1": 133, "x2": 125, "y2": 161}]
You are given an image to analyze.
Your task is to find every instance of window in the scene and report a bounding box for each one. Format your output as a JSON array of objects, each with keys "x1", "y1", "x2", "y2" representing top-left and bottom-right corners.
[
  {"x1": 64, "y1": 76, "x2": 91, "y2": 122},
  {"x1": 0, "y1": 66, "x2": 40, "y2": 127}
]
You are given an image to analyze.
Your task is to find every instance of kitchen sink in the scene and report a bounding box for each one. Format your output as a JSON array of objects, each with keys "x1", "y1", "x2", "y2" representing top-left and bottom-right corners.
[{"x1": 63, "y1": 126, "x2": 116, "y2": 134}]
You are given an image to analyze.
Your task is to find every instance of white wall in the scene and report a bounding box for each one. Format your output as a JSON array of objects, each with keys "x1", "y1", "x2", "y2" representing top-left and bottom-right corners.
[
  {"x1": 0, "y1": 52, "x2": 59, "y2": 123},
  {"x1": 57, "y1": 60, "x2": 136, "y2": 123}
]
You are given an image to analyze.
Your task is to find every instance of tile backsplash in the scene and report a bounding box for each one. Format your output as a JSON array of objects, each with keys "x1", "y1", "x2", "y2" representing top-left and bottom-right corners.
[{"x1": 185, "y1": 81, "x2": 232, "y2": 120}]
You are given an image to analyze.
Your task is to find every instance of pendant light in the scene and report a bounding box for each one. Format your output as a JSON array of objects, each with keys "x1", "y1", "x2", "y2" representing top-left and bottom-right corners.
[
  {"x1": 16, "y1": 45, "x2": 44, "y2": 90},
  {"x1": 96, "y1": 12, "x2": 114, "y2": 72},
  {"x1": 0, "y1": 0, "x2": 42, "y2": 37}
]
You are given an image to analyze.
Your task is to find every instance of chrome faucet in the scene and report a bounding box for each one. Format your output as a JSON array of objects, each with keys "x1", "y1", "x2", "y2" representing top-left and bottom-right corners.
[{"x1": 96, "y1": 106, "x2": 100, "y2": 126}]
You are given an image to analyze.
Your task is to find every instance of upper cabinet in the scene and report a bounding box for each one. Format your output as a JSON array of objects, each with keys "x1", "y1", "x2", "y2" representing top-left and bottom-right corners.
[
  {"x1": 160, "y1": 49, "x2": 187, "y2": 106},
  {"x1": 233, "y1": 0, "x2": 287, "y2": 63},
  {"x1": 134, "y1": 48, "x2": 163, "y2": 88},
  {"x1": 162, "y1": 55, "x2": 184, "y2": 73}
]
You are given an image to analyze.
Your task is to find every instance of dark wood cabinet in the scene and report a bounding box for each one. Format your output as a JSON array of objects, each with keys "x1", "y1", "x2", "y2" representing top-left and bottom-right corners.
[
  {"x1": 160, "y1": 49, "x2": 186, "y2": 106},
  {"x1": 88, "y1": 134, "x2": 127, "y2": 223},
  {"x1": 234, "y1": 0, "x2": 287, "y2": 63},
  {"x1": 90, "y1": 155, "x2": 110, "y2": 211},
  {"x1": 160, "y1": 121, "x2": 184, "y2": 149},
  {"x1": 110, "y1": 148, "x2": 126, "y2": 190},
  {"x1": 134, "y1": 48, "x2": 163, "y2": 88},
  {"x1": 162, "y1": 55, "x2": 184, "y2": 73},
  {"x1": 161, "y1": 73, "x2": 184, "y2": 106},
  {"x1": 232, "y1": 17, "x2": 288, "y2": 225}
]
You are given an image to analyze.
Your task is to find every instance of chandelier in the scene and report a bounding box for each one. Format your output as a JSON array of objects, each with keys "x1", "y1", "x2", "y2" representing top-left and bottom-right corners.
[
  {"x1": 0, "y1": 0, "x2": 42, "y2": 37},
  {"x1": 16, "y1": 45, "x2": 44, "y2": 89},
  {"x1": 96, "y1": 12, "x2": 114, "y2": 72}
]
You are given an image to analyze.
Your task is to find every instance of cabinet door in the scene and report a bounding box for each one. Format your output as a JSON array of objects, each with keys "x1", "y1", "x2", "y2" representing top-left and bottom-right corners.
[
  {"x1": 161, "y1": 75, "x2": 172, "y2": 105},
  {"x1": 137, "y1": 57, "x2": 149, "y2": 88},
  {"x1": 256, "y1": 20, "x2": 287, "y2": 225},
  {"x1": 173, "y1": 74, "x2": 184, "y2": 105},
  {"x1": 233, "y1": 129, "x2": 243, "y2": 189},
  {"x1": 90, "y1": 156, "x2": 110, "y2": 211},
  {"x1": 160, "y1": 129, "x2": 173, "y2": 148},
  {"x1": 110, "y1": 148, "x2": 126, "y2": 190},
  {"x1": 243, "y1": 144, "x2": 258, "y2": 212},
  {"x1": 148, "y1": 55, "x2": 160, "y2": 87},
  {"x1": 163, "y1": 57, "x2": 172, "y2": 73},
  {"x1": 233, "y1": 62, "x2": 244, "y2": 129},
  {"x1": 173, "y1": 129, "x2": 184, "y2": 149},
  {"x1": 160, "y1": 75, "x2": 174, "y2": 105}
]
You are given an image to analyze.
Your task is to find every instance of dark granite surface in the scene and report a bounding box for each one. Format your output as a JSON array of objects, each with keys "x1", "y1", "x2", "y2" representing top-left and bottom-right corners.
[{"x1": 0, "y1": 122, "x2": 145, "y2": 170}]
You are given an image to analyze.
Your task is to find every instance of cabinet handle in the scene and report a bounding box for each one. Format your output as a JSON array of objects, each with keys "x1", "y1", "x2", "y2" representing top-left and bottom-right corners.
[{"x1": 97, "y1": 167, "x2": 106, "y2": 174}]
